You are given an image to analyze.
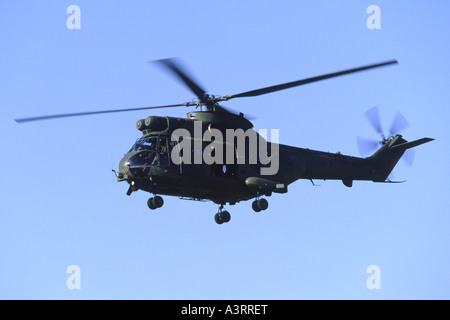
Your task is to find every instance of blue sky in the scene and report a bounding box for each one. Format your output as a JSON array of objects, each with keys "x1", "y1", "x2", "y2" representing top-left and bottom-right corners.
[{"x1": 1, "y1": 1, "x2": 448, "y2": 299}]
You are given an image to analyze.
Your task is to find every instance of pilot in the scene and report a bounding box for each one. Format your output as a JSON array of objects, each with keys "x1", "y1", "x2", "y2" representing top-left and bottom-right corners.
[{"x1": 158, "y1": 139, "x2": 169, "y2": 166}]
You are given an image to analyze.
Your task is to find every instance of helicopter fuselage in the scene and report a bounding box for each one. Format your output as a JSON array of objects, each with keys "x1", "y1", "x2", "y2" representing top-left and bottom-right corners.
[{"x1": 116, "y1": 112, "x2": 396, "y2": 205}]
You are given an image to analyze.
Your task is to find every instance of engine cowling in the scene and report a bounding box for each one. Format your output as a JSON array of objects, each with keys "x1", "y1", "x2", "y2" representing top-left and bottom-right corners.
[
  {"x1": 136, "y1": 116, "x2": 168, "y2": 131},
  {"x1": 144, "y1": 116, "x2": 167, "y2": 131},
  {"x1": 136, "y1": 119, "x2": 146, "y2": 131}
]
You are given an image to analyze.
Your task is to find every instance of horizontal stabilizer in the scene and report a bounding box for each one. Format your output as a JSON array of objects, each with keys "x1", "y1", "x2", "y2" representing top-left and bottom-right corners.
[
  {"x1": 380, "y1": 179, "x2": 407, "y2": 183},
  {"x1": 390, "y1": 137, "x2": 434, "y2": 150}
]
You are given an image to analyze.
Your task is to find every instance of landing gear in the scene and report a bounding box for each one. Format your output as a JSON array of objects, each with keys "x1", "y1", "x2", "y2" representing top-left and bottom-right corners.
[
  {"x1": 252, "y1": 198, "x2": 269, "y2": 212},
  {"x1": 147, "y1": 195, "x2": 164, "y2": 210},
  {"x1": 214, "y1": 205, "x2": 231, "y2": 225}
]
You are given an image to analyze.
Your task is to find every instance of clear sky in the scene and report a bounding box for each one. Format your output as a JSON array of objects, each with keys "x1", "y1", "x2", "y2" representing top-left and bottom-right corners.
[{"x1": 1, "y1": 1, "x2": 448, "y2": 299}]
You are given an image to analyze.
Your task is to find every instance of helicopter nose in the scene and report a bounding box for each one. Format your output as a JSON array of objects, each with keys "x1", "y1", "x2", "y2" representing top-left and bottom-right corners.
[{"x1": 117, "y1": 154, "x2": 132, "y2": 181}]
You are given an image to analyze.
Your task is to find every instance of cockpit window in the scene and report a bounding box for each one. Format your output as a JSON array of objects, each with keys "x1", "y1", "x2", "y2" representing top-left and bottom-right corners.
[
  {"x1": 127, "y1": 136, "x2": 172, "y2": 167},
  {"x1": 129, "y1": 137, "x2": 157, "y2": 152}
]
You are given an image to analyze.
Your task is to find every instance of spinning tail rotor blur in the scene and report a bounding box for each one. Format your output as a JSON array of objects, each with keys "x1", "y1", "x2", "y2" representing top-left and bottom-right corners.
[{"x1": 357, "y1": 106, "x2": 415, "y2": 166}]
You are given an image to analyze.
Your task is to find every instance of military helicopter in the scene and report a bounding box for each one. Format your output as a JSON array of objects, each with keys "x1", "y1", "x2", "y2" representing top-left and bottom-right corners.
[{"x1": 15, "y1": 58, "x2": 433, "y2": 224}]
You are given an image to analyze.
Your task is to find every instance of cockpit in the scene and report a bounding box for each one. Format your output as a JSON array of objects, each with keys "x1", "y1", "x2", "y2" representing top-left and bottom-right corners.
[{"x1": 127, "y1": 135, "x2": 171, "y2": 167}]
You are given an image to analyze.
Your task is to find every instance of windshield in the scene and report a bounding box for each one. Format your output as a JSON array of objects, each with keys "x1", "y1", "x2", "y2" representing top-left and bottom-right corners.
[
  {"x1": 127, "y1": 136, "x2": 172, "y2": 167},
  {"x1": 128, "y1": 136, "x2": 157, "y2": 153}
]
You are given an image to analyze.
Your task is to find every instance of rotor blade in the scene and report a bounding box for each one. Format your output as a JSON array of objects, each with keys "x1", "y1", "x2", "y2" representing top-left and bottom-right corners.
[
  {"x1": 152, "y1": 58, "x2": 207, "y2": 101},
  {"x1": 15, "y1": 103, "x2": 190, "y2": 123},
  {"x1": 365, "y1": 106, "x2": 384, "y2": 136},
  {"x1": 401, "y1": 148, "x2": 415, "y2": 167},
  {"x1": 389, "y1": 112, "x2": 409, "y2": 136},
  {"x1": 357, "y1": 137, "x2": 380, "y2": 157},
  {"x1": 220, "y1": 60, "x2": 398, "y2": 100}
]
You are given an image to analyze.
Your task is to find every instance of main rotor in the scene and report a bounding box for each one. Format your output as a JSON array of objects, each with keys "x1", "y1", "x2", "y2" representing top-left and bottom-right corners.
[{"x1": 15, "y1": 58, "x2": 398, "y2": 123}]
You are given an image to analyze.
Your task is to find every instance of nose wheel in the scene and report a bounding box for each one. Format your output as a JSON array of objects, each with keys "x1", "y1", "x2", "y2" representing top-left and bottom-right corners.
[
  {"x1": 147, "y1": 195, "x2": 164, "y2": 210},
  {"x1": 214, "y1": 205, "x2": 231, "y2": 225}
]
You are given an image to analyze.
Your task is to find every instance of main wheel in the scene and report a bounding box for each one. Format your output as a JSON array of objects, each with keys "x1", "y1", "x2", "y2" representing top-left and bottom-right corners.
[
  {"x1": 153, "y1": 196, "x2": 164, "y2": 208},
  {"x1": 252, "y1": 200, "x2": 261, "y2": 212},
  {"x1": 257, "y1": 198, "x2": 269, "y2": 211}
]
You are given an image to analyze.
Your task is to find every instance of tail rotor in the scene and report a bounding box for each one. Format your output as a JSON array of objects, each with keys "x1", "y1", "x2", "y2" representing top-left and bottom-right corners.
[{"x1": 357, "y1": 106, "x2": 415, "y2": 166}]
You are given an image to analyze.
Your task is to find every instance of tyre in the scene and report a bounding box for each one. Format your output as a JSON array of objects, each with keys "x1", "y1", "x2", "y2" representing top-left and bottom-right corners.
[
  {"x1": 221, "y1": 211, "x2": 231, "y2": 223},
  {"x1": 252, "y1": 200, "x2": 261, "y2": 212},
  {"x1": 153, "y1": 196, "x2": 164, "y2": 208},
  {"x1": 147, "y1": 198, "x2": 157, "y2": 210},
  {"x1": 257, "y1": 198, "x2": 269, "y2": 211},
  {"x1": 214, "y1": 213, "x2": 223, "y2": 224}
]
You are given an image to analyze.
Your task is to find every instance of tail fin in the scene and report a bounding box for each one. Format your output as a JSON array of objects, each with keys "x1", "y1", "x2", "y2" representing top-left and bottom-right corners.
[{"x1": 369, "y1": 135, "x2": 434, "y2": 182}]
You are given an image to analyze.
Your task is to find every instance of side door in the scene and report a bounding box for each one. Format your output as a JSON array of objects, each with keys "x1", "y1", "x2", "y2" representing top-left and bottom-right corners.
[{"x1": 177, "y1": 136, "x2": 210, "y2": 178}]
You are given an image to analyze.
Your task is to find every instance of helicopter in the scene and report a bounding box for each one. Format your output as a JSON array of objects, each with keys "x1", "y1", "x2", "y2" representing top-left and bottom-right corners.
[{"x1": 15, "y1": 58, "x2": 433, "y2": 224}]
